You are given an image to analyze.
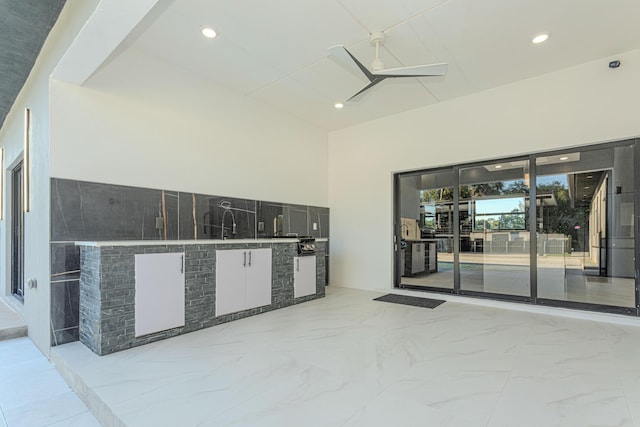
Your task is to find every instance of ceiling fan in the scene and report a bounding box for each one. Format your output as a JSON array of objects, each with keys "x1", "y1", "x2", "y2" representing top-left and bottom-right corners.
[{"x1": 328, "y1": 31, "x2": 448, "y2": 102}]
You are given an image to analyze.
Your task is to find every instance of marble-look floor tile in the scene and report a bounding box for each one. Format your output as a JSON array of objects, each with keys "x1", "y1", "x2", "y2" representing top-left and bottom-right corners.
[
  {"x1": 615, "y1": 367, "x2": 640, "y2": 426},
  {"x1": 2, "y1": 391, "x2": 90, "y2": 427},
  {"x1": 0, "y1": 336, "x2": 40, "y2": 365},
  {"x1": 45, "y1": 411, "x2": 102, "y2": 427},
  {"x1": 207, "y1": 365, "x2": 380, "y2": 427},
  {"x1": 0, "y1": 359, "x2": 72, "y2": 409},
  {"x1": 0, "y1": 337, "x2": 99, "y2": 427},
  {"x1": 487, "y1": 374, "x2": 634, "y2": 427},
  {"x1": 50, "y1": 286, "x2": 640, "y2": 427},
  {"x1": 107, "y1": 353, "x2": 309, "y2": 421},
  {"x1": 384, "y1": 365, "x2": 510, "y2": 426},
  {"x1": 296, "y1": 330, "x2": 419, "y2": 387},
  {"x1": 341, "y1": 390, "x2": 484, "y2": 427}
]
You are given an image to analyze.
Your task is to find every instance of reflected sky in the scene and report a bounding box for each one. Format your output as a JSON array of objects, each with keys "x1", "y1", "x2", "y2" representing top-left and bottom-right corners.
[
  {"x1": 476, "y1": 197, "x2": 525, "y2": 214},
  {"x1": 537, "y1": 174, "x2": 568, "y2": 187}
]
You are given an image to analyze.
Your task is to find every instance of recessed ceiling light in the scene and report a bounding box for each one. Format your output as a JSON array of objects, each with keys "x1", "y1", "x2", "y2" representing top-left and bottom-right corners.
[
  {"x1": 495, "y1": 165, "x2": 503, "y2": 169},
  {"x1": 532, "y1": 33, "x2": 549, "y2": 44},
  {"x1": 201, "y1": 27, "x2": 217, "y2": 39},
  {"x1": 585, "y1": 186, "x2": 590, "y2": 189},
  {"x1": 334, "y1": 103, "x2": 344, "y2": 109},
  {"x1": 559, "y1": 156, "x2": 569, "y2": 161}
]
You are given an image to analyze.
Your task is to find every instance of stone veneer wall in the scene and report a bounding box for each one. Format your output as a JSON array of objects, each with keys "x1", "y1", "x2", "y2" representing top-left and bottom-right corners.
[
  {"x1": 78, "y1": 246, "x2": 101, "y2": 352},
  {"x1": 80, "y1": 241, "x2": 326, "y2": 355}
]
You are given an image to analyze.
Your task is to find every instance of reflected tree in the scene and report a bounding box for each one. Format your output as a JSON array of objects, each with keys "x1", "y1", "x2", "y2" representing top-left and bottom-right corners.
[{"x1": 538, "y1": 180, "x2": 588, "y2": 251}]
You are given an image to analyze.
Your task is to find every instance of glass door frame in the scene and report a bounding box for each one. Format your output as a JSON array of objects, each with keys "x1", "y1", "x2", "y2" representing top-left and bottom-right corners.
[
  {"x1": 11, "y1": 161, "x2": 24, "y2": 301},
  {"x1": 394, "y1": 165, "x2": 459, "y2": 294},
  {"x1": 454, "y1": 154, "x2": 533, "y2": 303},
  {"x1": 393, "y1": 138, "x2": 640, "y2": 316},
  {"x1": 532, "y1": 141, "x2": 638, "y2": 315}
]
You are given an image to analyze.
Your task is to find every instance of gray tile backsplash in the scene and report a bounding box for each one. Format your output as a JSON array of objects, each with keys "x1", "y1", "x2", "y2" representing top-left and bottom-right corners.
[
  {"x1": 50, "y1": 178, "x2": 329, "y2": 346},
  {"x1": 308, "y1": 205, "x2": 330, "y2": 239},
  {"x1": 282, "y1": 203, "x2": 309, "y2": 236},
  {"x1": 51, "y1": 179, "x2": 167, "y2": 241}
]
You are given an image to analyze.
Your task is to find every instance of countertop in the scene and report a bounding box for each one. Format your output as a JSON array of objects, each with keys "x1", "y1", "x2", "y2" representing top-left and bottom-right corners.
[{"x1": 76, "y1": 238, "x2": 328, "y2": 247}]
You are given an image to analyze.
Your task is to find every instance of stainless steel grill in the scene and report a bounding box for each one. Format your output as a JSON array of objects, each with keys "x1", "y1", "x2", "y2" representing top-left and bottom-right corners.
[{"x1": 297, "y1": 237, "x2": 316, "y2": 256}]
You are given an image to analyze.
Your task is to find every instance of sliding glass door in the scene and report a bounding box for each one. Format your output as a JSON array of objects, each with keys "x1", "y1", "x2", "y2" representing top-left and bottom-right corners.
[
  {"x1": 536, "y1": 144, "x2": 636, "y2": 308},
  {"x1": 394, "y1": 139, "x2": 639, "y2": 315},
  {"x1": 458, "y1": 160, "x2": 530, "y2": 298},
  {"x1": 398, "y1": 170, "x2": 455, "y2": 290}
]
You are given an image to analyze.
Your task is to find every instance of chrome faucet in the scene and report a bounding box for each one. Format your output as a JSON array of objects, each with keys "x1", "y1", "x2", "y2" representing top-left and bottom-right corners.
[{"x1": 221, "y1": 204, "x2": 237, "y2": 239}]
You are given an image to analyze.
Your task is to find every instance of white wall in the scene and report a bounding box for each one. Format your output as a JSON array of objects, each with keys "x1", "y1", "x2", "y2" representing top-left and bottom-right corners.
[
  {"x1": 328, "y1": 49, "x2": 640, "y2": 291},
  {"x1": 50, "y1": 47, "x2": 328, "y2": 207},
  {"x1": 0, "y1": 1, "x2": 99, "y2": 355}
]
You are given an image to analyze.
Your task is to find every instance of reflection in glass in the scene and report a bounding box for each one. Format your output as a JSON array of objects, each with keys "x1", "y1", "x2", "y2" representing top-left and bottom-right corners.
[
  {"x1": 395, "y1": 141, "x2": 637, "y2": 313},
  {"x1": 399, "y1": 171, "x2": 455, "y2": 290},
  {"x1": 459, "y1": 162, "x2": 530, "y2": 296},
  {"x1": 536, "y1": 145, "x2": 635, "y2": 307}
]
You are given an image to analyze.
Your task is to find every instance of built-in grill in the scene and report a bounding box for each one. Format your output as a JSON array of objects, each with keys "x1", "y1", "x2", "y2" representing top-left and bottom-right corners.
[
  {"x1": 297, "y1": 237, "x2": 317, "y2": 256},
  {"x1": 269, "y1": 234, "x2": 317, "y2": 256}
]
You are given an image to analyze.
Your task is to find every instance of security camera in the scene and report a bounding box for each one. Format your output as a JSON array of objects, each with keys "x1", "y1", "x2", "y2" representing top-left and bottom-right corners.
[{"x1": 609, "y1": 60, "x2": 621, "y2": 69}]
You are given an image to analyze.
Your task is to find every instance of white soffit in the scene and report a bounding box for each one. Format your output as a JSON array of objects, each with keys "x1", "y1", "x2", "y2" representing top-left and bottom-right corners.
[{"x1": 52, "y1": 0, "x2": 162, "y2": 85}]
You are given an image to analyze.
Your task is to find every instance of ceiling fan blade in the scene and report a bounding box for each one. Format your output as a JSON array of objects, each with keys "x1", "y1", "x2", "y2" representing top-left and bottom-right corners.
[
  {"x1": 373, "y1": 62, "x2": 448, "y2": 77},
  {"x1": 346, "y1": 79, "x2": 385, "y2": 103},
  {"x1": 328, "y1": 45, "x2": 374, "y2": 82}
]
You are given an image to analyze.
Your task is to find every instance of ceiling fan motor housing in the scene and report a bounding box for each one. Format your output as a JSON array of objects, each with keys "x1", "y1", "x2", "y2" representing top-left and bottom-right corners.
[{"x1": 370, "y1": 31, "x2": 385, "y2": 46}]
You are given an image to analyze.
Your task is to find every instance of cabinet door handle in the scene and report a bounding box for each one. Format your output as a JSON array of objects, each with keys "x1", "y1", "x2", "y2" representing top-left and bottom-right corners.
[
  {"x1": 248, "y1": 251, "x2": 252, "y2": 267},
  {"x1": 180, "y1": 255, "x2": 184, "y2": 274},
  {"x1": 243, "y1": 251, "x2": 247, "y2": 267},
  {"x1": 296, "y1": 258, "x2": 299, "y2": 271}
]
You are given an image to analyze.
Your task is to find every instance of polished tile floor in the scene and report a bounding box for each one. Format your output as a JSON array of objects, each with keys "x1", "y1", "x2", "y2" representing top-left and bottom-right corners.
[
  {"x1": 0, "y1": 337, "x2": 100, "y2": 427},
  {"x1": 49, "y1": 286, "x2": 640, "y2": 427}
]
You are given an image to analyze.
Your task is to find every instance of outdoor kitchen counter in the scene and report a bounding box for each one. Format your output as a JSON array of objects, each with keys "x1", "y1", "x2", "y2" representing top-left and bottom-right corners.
[{"x1": 76, "y1": 239, "x2": 327, "y2": 355}]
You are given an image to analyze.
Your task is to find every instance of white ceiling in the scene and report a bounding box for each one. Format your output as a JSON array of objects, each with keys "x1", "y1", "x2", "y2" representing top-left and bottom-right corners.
[{"x1": 126, "y1": 0, "x2": 640, "y2": 131}]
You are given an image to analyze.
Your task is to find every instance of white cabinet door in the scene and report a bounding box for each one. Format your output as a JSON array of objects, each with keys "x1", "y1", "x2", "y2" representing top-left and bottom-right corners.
[
  {"x1": 294, "y1": 256, "x2": 316, "y2": 298},
  {"x1": 135, "y1": 253, "x2": 185, "y2": 337},
  {"x1": 411, "y1": 243, "x2": 425, "y2": 274},
  {"x1": 428, "y1": 243, "x2": 437, "y2": 271},
  {"x1": 215, "y1": 249, "x2": 247, "y2": 316},
  {"x1": 245, "y1": 248, "x2": 272, "y2": 310}
]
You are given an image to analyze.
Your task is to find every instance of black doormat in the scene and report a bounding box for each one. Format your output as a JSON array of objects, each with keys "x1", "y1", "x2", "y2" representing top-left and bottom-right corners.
[{"x1": 374, "y1": 294, "x2": 445, "y2": 309}]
